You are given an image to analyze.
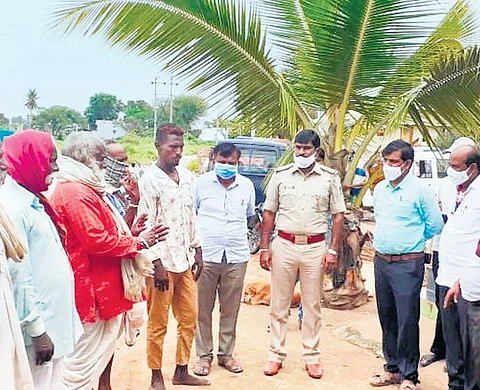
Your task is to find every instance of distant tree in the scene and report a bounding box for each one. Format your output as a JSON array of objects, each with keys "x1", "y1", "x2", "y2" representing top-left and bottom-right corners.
[
  {"x1": 156, "y1": 95, "x2": 208, "y2": 133},
  {"x1": 11, "y1": 116, "x2": 26, "y2": 130},
  {"x1": 124, "y1": 100, "x2": 154, "y2": 134},
  {"x1": 0, "y1": 113, "x2": 9, "y2": 129},
  {"x1": 85, "y1": 93, "x2": 123, "y2": 128},
  {"x1": 208, "y1": 116, "x2": 252, "y2": 138},
  {"x1": 32, "y1": 106, "x2": 88, "y2": 138},
  {"x1": 171, "y1": 95, "x2": 208, "y2": 131},
  {"x1": 25, "y1": 89, "x2": 40, "y2": 120}
]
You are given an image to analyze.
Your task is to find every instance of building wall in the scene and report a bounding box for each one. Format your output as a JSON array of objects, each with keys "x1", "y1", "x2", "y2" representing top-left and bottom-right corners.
[{"x1": 94, "y1": 120, "x2": 126, "y2": 140}]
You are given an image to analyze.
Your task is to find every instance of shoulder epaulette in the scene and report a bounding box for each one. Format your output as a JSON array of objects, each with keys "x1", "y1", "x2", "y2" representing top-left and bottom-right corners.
[{"x1": 275, "y1": 163, "x2": 294, "y2": 172}]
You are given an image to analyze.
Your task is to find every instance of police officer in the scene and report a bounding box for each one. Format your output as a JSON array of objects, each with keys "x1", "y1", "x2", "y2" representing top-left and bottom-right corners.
[{"x1": 260, "y1": 129, "x2": 346, "y2": 379}]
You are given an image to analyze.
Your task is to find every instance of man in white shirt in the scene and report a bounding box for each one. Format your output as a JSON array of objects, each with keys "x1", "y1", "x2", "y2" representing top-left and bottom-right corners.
[
  {"x1": 193, "y1": 143, "x2": 255, "y2": 377},
  {"x1": 421, "y1": 138, "x2": 473, "y2": 382},
  {"x1": 443, "y1": 145, "x2": 480, "y2": 390}
]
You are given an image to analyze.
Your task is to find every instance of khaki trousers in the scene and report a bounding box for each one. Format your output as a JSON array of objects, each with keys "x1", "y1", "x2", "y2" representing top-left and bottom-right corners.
[
  {"x1": 147, "y1": 270, "x2": 197, "y2": 369},
  {"x1": 269, "y1": 236, "x2": 326, "y2": 364},
  {"x1": 195, "y1": 257, "x2": 247, "y2": 359}
]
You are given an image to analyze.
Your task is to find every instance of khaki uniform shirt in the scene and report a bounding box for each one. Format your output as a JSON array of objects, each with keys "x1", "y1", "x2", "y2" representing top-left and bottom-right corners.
[{"x1": 264, "y1": 163, "x2": 346, "y2": 235}]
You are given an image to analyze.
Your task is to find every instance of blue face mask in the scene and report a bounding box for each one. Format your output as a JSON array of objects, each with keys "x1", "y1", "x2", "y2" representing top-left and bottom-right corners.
[{"x1": 215, "y1": 162, "x2": 238, "y2": 180}]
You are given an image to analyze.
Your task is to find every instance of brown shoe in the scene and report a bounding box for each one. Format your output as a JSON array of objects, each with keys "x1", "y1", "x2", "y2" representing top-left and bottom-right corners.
[
  {"x1": 305, "y1": 364, "x2": 323, "y2": 379},
  {"x1": 263, "y1": 361, "x2": 282, "y2": 376}
]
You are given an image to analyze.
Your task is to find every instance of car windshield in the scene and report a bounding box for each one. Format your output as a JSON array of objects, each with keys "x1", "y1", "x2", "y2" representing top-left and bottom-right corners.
[{"x1": 238, "y1": 146, "x2": 278, "y2": 174}]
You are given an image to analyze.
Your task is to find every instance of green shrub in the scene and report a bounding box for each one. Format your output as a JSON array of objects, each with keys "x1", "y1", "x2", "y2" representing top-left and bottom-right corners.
[{"x1": 186, "y1": 159, "x2": 201, "y2": 174}]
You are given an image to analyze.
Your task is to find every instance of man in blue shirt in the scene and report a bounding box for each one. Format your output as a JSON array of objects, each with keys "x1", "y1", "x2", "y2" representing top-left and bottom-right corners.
[
  {"x1": 193, "y1": 143, "x2": 255, "y2": 377},
  {"x1": 370, "y1": 140, "x2": 443, "y2": 390}
]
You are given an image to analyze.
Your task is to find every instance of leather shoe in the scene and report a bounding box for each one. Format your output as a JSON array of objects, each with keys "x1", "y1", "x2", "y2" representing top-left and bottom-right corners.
[
  {"x1": 305, "y1": 364, "x2": 323, "y2": 379},
  {"x1": 263, "y1": 361, "x2": 282, "y2": 376}
]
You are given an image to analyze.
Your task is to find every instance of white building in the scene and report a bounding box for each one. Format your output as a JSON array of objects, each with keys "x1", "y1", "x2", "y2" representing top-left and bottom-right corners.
[
  {"x1": 94, "y1": 120, "x2": 126, "y2": 140},
  {"x1": 198, "y1": 127, "x2": 228, "y2": 142}
]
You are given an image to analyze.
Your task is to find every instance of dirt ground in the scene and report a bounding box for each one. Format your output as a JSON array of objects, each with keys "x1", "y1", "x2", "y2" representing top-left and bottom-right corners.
[{"x1": 111, "y1": 254, "x2": 448, "y2": 390}]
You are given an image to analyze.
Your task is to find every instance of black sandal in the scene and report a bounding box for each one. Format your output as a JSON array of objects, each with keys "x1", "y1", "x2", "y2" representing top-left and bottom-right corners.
[{"x1": 420, "y1": 353, "x2": 442, "y2": 367}]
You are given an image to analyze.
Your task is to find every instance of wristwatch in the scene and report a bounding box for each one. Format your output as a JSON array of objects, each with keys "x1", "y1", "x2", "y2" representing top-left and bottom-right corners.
[{"x1": 328, "y1": 248, "x2": 338, "y2": 256}]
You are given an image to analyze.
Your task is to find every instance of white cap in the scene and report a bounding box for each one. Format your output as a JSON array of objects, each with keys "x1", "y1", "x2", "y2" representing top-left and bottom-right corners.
[{"x1": 444, "y1": 136, "x2": 476, "y2": 153}]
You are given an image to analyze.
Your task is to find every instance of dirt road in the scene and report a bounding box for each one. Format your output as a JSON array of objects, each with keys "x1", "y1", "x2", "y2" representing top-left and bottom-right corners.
[{"x1": 111, "y1": 255, "x2": 448, "y2": 390}]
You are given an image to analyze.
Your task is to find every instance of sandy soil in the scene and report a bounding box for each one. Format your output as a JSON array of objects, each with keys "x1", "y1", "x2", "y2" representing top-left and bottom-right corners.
[{"x1": 111, "y1": 254, "x2": 448, "y2": 390}]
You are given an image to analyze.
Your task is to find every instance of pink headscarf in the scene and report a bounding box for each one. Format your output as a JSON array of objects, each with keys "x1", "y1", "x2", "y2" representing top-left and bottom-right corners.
[{"x1": 3, "y1": 130, "x2": 55, "y2": 194}]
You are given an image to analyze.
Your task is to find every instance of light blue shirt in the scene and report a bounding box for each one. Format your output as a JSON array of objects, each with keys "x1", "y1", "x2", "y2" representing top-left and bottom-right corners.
[
  {"x1": 194, "y1": 171, "x2": 255, "y2": 264},
  {"x1": 106, "y1": 192, "x2": 126, "y2": 217},
  {"x1": 373, "y1": 174, "x2": 444, "y2": 254},
  {"x1": 0, "y1": 176, "x2": 83, "y2": 358}
]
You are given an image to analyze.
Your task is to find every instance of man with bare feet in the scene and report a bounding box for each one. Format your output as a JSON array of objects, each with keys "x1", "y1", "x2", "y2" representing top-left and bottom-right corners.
[{"x1": 138, "y1": 123, "x2": 210, "y2": 389}]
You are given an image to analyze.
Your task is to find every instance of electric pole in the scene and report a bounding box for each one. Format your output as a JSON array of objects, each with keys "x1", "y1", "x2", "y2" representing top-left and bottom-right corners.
[
  {"x1": 151, "y1": 77, "x2": 158, "y2": 139},
  {"x1": 162, "y1": 77, "x2": 178, "y2": 123}
]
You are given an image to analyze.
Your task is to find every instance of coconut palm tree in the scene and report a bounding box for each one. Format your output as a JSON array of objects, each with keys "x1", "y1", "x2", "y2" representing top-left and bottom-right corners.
[
  {"x1": 25, "y1": 88, "x2": 40, "y2": 123},
  {"x1": 52, "y1": 0, "x2": 480, "y2": 308},
  {"x1": 52, "y1": 0, "x2": 480, "y2": 185}
]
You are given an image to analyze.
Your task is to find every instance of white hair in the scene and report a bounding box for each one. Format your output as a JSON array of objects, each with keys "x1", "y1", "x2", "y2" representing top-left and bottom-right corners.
[
  {"x1": 61, "y1": 132, "x2": 105, "y2": 180},
  {"x1": 62, "y1": 132, "x2": 104, "y2": 166}
]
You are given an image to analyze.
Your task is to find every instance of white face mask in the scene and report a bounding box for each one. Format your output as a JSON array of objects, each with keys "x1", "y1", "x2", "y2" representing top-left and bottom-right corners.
[
  {"x1": 294, "y1": 154, "x2": 316, "y2": 169},
  {"x1": 383, "y1": 163, "x2": 403, "y2": 182},
  {"x1": 447, "y1": 166, "x2": 470, "y2": 186}
]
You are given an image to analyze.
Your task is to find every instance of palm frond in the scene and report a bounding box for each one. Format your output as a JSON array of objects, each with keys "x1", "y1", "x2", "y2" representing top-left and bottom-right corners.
[
  {"x1": 368, "y1": 0, "x2": 477, "y2": 123},
  {"x1": 262, "y1": 0, "x2": 442, "y2": 110},
  {"x1": 407, "y1": 46, "x2": 480, "y2": 137},
  {"x1": 52, "y1": 0, "x2": 312, "y2": 136}
]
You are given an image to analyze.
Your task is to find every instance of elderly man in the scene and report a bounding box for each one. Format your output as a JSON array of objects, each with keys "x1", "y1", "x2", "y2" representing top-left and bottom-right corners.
[
  {"x1": 193, "y1": 142, "x2": 255, "y2": 376},
  {"x1": 104, "y1": 139, "x2": 150, "y2": 347},
  {"x1": 260, "y1": 129, "x2": 346, "y2": 379},
  {"x1": 104, "y1": 139, "x2": 141, "y2": 228},
  {"x1": 421, "y1": 137, "x2": 475, "y2": 388},
  {"x1": 0, "y1": 134, "x2": 34, "y2": 390},
  {"x1": 443, "y1": 145, "x2": 480, "y2": 390},
  {"x1": 138, "y1": 123, "x2": 209, "y2": 389},
  {"x1": 0, "y1": 130, "x2": 83, "y2": 390},
  {"x1": 370, "y1": 140, "x2": 444, "y2": 390},
  {"x1": 49, "y1": 132, "x2": 167, "y2": 390}
]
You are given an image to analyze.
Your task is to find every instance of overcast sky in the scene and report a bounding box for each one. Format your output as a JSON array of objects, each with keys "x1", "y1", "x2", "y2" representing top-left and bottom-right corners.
[{"x1": 0, "y1": 0, "x2": 478, "y2": 121}]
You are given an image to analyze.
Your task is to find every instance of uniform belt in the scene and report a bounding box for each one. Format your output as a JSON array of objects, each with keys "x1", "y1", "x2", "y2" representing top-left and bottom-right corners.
[
  {"x1": 278, "y1": 230, "x2": 325, "y2": 245},
  {"x1": 376, "y1": 252, "x2": 424, "y2": 262}
]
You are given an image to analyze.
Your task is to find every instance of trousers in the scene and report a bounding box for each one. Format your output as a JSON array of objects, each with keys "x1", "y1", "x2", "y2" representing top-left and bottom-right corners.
[
  {"x1": 195, "y1": 254, "x2": 247, "y2": 359},
  {"x1": 374, "y1": 254, "x2": 424, "y2": 382},
  {"x1": 147, "y1": 269, "x2": 197, "y2": 369},
  {"x1": 269, "y1": 236, "x2": 326, "y2": 364}
]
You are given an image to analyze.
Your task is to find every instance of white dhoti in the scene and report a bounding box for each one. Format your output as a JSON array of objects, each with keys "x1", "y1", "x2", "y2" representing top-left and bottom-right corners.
[
  {"x1": 0, "y1": 255, "x2": 34, "y2": 390},
  {"x1": 61, "y1": 315, "x2": 123, "y2": 390}
]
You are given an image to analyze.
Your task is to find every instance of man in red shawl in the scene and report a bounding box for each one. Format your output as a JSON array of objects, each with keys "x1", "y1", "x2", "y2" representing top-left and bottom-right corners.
[
  {"x1": 49, "y1": 132, "x2": 168, "y2": 390},
  {"x1": 0, "y1": 129, "x2": 83, "y2": 389}
]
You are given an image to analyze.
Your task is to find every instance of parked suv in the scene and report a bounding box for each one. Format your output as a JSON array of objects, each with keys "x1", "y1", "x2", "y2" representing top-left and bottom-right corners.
[{"x1": 208, "y1": 137, "x2": 288, "y2": 205}]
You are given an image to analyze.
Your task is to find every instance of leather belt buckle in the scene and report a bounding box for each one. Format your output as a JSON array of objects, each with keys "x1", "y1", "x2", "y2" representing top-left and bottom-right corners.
[{"x1": 294, "y1": 235, "x2": 308, "y2": 245}]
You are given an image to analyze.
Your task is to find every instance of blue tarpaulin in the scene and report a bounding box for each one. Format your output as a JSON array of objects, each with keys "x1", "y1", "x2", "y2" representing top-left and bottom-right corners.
[{"x1": 0, "y1": 129, "x2": 14, "y2": 142}]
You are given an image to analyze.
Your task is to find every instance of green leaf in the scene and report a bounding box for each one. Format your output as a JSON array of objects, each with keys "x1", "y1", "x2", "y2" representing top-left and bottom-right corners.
[
  {"x1": 51, "y1": 0, "x2": 312, "y2": 136},
  {"x1": 408, "y1": 46, "x2": 480, "y2": 136}
]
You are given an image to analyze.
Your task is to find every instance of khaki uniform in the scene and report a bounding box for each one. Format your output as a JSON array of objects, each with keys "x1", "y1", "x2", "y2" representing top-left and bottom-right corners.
[{"x1": 264, "y1": 163, "x2": 346, "y2": 364}]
